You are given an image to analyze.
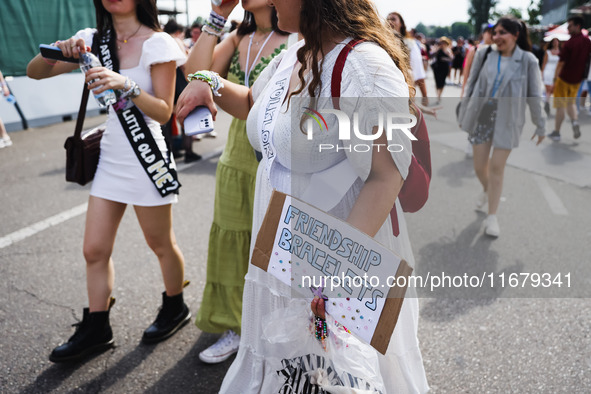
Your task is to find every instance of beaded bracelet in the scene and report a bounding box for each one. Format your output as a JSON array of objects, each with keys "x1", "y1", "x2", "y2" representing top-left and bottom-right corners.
[
  {"x1": 202, "y1": 25, "x2": 222, "y2": 38},
  {"x1": 187, "y1": 70, "x2": 224, "y2": 96}
]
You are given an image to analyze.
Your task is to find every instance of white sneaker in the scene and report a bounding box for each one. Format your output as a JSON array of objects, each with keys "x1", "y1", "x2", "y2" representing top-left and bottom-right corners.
[
  {"x1": 199, "y1": 330, "x2": 240, "y2": 364},
  {"x1": 475, "y1": 191, "x2": 488, "y2": 213},
  {"x1": 0, "y1": 137, "x2": 11, "y2": 148},
  {"x1": 484, "y1": 215, "x2": 500, "y2": 237}
]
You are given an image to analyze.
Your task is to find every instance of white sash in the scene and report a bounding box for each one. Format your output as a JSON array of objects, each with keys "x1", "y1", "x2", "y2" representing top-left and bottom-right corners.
[
  {"x1": 257, "y1": 40, "x2": 304, "y2": 169},
  {"x1": 257, "y1": 39, "x2": 358, "y2": 212}
]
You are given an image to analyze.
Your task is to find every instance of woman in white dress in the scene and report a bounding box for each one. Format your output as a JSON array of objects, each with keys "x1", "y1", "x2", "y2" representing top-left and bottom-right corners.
[
  {"x1": 178, "y1": 0, "x2": 429, "y2": 392},
  {"x1": 27, "y1": 0, "x2": 190, "y2": 362},
  {"x1": 541, "y1": 37, "x2": 561, "y2": 116}
]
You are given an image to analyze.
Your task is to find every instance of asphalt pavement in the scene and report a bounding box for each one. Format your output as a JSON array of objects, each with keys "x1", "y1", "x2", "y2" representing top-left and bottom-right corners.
[{"x1": 1, "y1": 79, "x2": 590, "y2": 393}]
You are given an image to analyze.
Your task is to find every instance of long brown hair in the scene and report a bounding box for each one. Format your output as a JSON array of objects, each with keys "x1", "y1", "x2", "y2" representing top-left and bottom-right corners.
[
  {"x1": 291, "y1": 0, "x2": 415, "y2": 100},
  {"x1": 93, "y1": 0, "x2": 161, "y2": 38}
]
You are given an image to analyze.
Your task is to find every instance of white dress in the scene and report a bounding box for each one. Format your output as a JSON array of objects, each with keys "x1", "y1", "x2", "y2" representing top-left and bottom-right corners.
[
  {"x1": 543, "y1": 50, "x2": 559, "y2": 86},
  {"x1": 404, "y1": 38, "x2": 426, "y2": 82},
  {"x1": 220, "y1": 40, "x2": 429, "y2": 394},
  {"x1": 74, "y1": 28, "x2": 186, "y2": 206}
]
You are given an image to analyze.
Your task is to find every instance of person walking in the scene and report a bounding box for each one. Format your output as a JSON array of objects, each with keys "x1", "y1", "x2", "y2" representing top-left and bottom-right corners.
[
  {"x1": 27, "y1": 0, "x2": 190, "y2": 362},
  {"x1": 432, "y1": 36, "x2": 453, "y2": 104},
  {"x1": 459, "y1": 16, "x2": 545, "y2": 238},
  {"x1": 387, "y1": 12, "x2": 429, "y2": 106},
  {"x1": 548, "y1": 16, "x2": 591, "y2": 141},
  {"x1": 177, "y1": 0, "x2": 429, "y2": 392},
  {"x1": 183, "y1": 0, "x2": 289, "y2": 364},
  {"x1": 451, "y1": 37, "x2": 466, "y2": 85},
  {"x1": 541, "y1": 37, "x2": 561, "y2": 116}
]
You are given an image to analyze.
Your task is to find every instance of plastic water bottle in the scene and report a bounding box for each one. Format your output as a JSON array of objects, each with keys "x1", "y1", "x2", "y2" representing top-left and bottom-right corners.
[{"x1": 79, "y1": 52, "x2": 117, "y2": 107}]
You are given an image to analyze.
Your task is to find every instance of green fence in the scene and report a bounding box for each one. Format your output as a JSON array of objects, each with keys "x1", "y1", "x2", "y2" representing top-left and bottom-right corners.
[{"x1": 0, "y1": 0, "x2": 95, "y2": 76}]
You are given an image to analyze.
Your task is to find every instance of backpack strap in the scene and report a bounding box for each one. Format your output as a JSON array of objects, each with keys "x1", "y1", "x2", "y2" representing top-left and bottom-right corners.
[{"x1": 331, "y1": 39, "x2": 365, "y2": 109}]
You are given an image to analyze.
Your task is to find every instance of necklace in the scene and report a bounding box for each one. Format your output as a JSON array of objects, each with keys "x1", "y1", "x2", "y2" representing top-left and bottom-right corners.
[
  {"x1": 251, "y1": 30, "x2": 271, "y2": 46},
  {"x1": 117, "y1": 24, "x2": 142, "y2": 49},
  {"x1": 244, "y1": 31, "x2": 275, "y2": 87}
]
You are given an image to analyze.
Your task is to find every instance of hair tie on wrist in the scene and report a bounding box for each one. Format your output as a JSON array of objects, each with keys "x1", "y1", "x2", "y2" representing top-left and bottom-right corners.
[{"x1": 42, "y1": 57, "x2": 58, "y2": 66}]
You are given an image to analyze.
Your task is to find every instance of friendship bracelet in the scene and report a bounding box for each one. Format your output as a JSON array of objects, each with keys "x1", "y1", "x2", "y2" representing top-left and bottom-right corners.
[
  {"x1": 187, "y1": 70, "x2": 224, "y2": 96},
  {"x1": 202, "y1": 25, "x2": 222, "y2": 38},
  {"x1": 208, "y1": 10, "x2": 227, "y2": 32}
]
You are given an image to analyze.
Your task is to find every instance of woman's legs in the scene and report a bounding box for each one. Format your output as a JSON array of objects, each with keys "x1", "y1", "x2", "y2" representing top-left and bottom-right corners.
[
  {"x1": 472, "y1": 141, "x2": 492, "y2": 192},
  {"x1": 83, "y1": 196, "x2": 127, "y2": 312},
  {"x1": 487, "y1": 148, "x2": 511, "y2": 215},
  {"x1": 134, "y1": 204, "x2": 185, "y2": 295},
  {"x1": 135, "y1": 204, "x2": 189, "y2": 343}
]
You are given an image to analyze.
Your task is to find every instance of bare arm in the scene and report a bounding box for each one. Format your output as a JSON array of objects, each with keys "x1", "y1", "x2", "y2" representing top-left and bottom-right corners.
[
  {"x1": 183, "y1": 0, "x2": 240, "y2": 78},
  {"x1": 553, "y1": 61, "x2": 564, "y2": 82},
  {"x1": 27, "y1": 37, "x2": 83, "y2": 79},
  {"x1": 176, "y1": 78, "x2": 252, "y2": 124},
  {"x1": 185, "y1": 30, "x2": 239, "y2": 77},
  {"x1": 346, "y1": 129, "x2": 403, "y2": 237},
  {"x1": 460, "y1": 47, "x2": 476, "y2": 97}
]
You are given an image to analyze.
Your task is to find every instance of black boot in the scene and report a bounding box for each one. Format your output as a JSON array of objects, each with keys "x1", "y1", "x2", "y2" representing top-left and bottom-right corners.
[
  {"x1": 49, "y1": 300, "x2": 115, "y2": 363},
  {"x1": 142, "y1": 291, "x2": 191, "y2": 344}
]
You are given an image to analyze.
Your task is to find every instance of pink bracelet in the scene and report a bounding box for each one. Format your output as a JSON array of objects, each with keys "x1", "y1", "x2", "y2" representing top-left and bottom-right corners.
[{"x1": 42, "y1": 57, "x2": 58, "y2": 66}]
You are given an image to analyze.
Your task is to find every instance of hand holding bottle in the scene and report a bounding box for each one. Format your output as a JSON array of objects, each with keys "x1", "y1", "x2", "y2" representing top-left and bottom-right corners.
[{"x1": 211, "y1": 0, "x2": 239, "y2": 19}]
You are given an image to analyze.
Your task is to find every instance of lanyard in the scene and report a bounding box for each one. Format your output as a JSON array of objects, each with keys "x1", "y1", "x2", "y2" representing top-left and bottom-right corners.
[
  {"x1": 244, "y1": 31, "x2": 275, "y2": 87},
  {"x1": 491, "y1": 54, "x2": 504, "y2": 98}
]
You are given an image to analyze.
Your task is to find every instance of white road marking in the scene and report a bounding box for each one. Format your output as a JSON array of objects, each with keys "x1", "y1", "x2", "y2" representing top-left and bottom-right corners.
[
  {"x1": 176, "y1": 147, "x2": 224, "y2": 172},
  {"x1": 0, "y1": 203, "x2": 88, "y2": 249},
  {"x1": 0, "y1": 148, "x2": 225, "y2": 250},
  {"x1": 533, "y1": 175, "x2": 568, "y2": 216}
]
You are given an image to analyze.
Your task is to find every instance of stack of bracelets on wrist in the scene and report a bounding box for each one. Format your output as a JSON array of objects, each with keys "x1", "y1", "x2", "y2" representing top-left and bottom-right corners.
[
  {"x1": 121, "y1": 77, "x2": 141, "y2": 99},
  {"x1": 202, "y1": 10, "x2": 227, "y2": 38},
  {"x1": 187, "y1": 71, "x2": 224, "y2": 96}
]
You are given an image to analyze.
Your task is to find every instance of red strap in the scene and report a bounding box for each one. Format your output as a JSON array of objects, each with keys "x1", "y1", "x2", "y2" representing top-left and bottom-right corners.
[
  {"x1": 331, "y1": 39, "x2": 364, "y2": 109},
  {"x1": 398, "y1": 105, "x2": 431, "y2": 213}
]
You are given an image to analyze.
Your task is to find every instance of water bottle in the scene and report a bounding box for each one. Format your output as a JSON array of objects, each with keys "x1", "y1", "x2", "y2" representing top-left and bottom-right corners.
[{"x1": 79, "y1": 52, "x2": 117, "y2": 107}]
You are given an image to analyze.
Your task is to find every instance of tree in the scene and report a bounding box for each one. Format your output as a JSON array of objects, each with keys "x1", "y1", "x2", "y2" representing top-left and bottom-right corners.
[
  {"x1": 415, "y1": 22, "x2": 429, "y2": 36},
  {"x1": 451, "y1": 22, "x2": 474, "y2": 38},
  {"x1": 433, "y1": 26, "x2": 451, "y2": 38},
  {"x1": 469, "y1": 0, "x2": 498, "y2": 35},
  {"x1": 492, "y1": 6, "x2": 524, "y2": 20},
  {"x1": 527, "y1": 0, "x2": 543, "y2": 26}
]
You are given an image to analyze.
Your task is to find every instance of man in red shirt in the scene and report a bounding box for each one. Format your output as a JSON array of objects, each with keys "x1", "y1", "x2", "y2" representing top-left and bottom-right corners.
[{"x1": 548, "y1": 16, "x2": 591, "y2": 141}]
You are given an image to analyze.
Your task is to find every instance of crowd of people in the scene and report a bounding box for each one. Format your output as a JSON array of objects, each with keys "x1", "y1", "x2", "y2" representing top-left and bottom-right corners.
[{"x1": 14, "y1": 0, "x2": 591, "y2": 392}]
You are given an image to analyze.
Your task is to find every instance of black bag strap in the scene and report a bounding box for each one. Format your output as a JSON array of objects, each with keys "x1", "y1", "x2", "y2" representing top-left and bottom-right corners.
[{"x1": 74, "y1": 84, "x2": 90, "y2": 140}]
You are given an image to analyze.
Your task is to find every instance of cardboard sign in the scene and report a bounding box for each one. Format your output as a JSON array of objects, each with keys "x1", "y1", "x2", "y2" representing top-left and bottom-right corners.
[{"x1": 252, "y1": 190, "x2": 412, "y2": 355}]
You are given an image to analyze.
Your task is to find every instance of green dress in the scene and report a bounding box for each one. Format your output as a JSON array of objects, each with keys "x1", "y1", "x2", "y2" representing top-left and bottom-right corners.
[{"x1": 195, "y1": 44, "x2": 286, "y2": 335}]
